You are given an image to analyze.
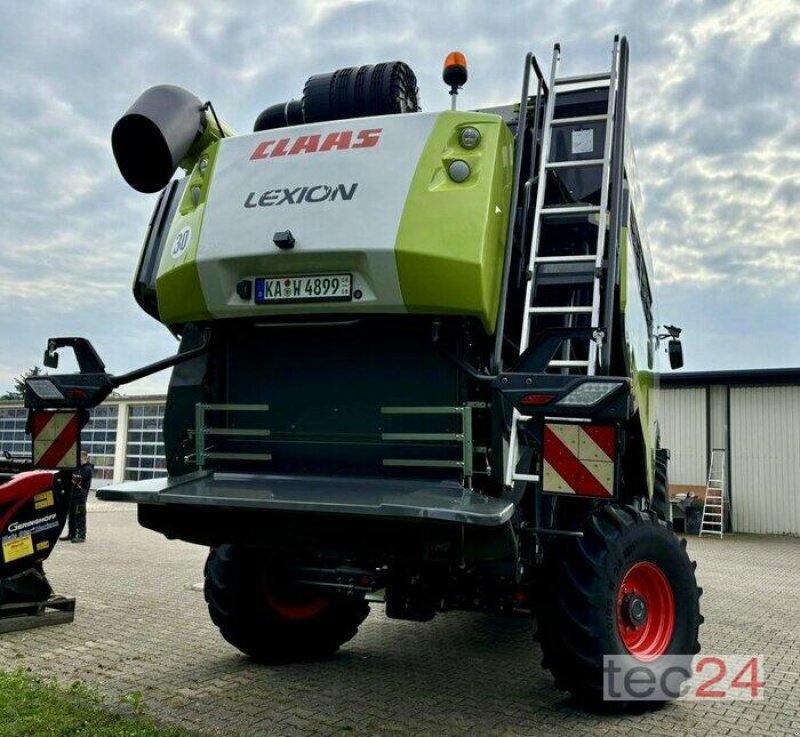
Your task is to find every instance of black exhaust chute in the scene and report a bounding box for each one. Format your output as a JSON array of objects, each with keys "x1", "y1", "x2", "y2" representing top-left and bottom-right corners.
[
  {"x1": 254, "y1": 61, "x2": 420, "y2": 132},
  {"x1": 252, "y1": 99, "x2": 305, "y2": 132},
  {"x1": 112, "y1": 85, "x2": 206, "y2": 194}
]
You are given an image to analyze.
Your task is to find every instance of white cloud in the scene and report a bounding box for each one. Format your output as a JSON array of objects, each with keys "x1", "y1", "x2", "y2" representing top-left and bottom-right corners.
[{"x1": 0, "y1": 0, "x2": 799, "y2": 395}]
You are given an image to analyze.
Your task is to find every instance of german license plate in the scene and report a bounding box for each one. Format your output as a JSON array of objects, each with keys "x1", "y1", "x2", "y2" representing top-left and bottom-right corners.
[{"x1": 254, "y1": 274, "x2": 352, "y2": 304}]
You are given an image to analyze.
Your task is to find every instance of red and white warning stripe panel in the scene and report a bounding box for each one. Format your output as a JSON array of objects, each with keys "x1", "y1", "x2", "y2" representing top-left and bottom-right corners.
[
  {"x1": 31, "y1": 411, "x2": 80, "y2": 470},
  {"x1": 543, "y1": 423, "x2": 617, "y2": 497}
]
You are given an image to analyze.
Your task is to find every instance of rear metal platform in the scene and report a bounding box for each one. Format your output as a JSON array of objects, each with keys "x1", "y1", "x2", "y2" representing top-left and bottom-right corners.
[{"x1": 97, "y1": 472, "x2": 514, "y2": 527}]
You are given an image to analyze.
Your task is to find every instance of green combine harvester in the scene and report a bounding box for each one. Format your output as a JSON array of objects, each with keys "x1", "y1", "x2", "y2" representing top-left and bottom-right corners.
[{"x1": 22, "y1": 37, "x2": 701, "y2": 708}]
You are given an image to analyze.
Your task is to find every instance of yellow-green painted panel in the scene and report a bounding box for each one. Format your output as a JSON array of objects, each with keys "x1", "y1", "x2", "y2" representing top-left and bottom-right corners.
[
  {"x1": 620, "y1": 225, "x2": 656, "y2": 495},
  {"x1": 155, "y1": 144, "x2": 221, "y2": 324},
  {"x1": 395, "y1": 112, "x2": 513, "y2": 333}
]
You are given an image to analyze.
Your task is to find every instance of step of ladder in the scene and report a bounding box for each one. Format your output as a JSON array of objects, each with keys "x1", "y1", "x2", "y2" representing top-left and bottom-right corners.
[
  {"x1": 513, "y1": 473, "x2": 541, "y2": 483},
  {"x1": 555, "y1": 72, "x2": 611, "y2": 85},
  {"x1": 534, "y1": 257, "x2": 600, "y2": 279},
  {"x1": 529, "y1": 306, "x2": 593, "y2": 314},
  {"x1": 550, "y1": 114, "x2": 608, "y2": 125},
  {"x1": 546, "y1": 159, "x2": 605, "y2": 169},
  {"x1": 541, "y1": 205, "x2": 601, "y2": 215},
  {"x1": 534, "y1": 263, "x2": 601, "y2": 286},
  {"x1": 534, "y1": 255, "x2": 597, "y2": 263},
  {"x1": 548, "y1": 360, "x2": 590, "y2": 368}
]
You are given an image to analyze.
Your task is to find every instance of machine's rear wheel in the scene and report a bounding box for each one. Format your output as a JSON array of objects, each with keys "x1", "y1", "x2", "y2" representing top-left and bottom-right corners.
[
  {"x1": 204, "y1": 546, "x2": 369, "y2": 663},
  {"x1": 537, "y1": 505, "x2": 702, "y2": 710}
]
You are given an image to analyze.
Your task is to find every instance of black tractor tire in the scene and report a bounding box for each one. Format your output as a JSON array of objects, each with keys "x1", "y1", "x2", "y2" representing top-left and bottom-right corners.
[
  {"x1": 302, "y1": 61, "x2": 420, "y2": 124},
  {"x1": 204, "y1": 545, "x2": 369, "y2": 663},
  {"x1": 650, "y1": 448, "x2": 672, "y2": 523},
  {"x1": 538, "y1": 505, "x2": 702, "y2": 710}
]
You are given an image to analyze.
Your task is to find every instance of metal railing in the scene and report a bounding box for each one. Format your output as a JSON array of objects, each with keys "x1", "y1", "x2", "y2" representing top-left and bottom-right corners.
[
  {"x1": 195, "y1": 403, "x2": 271, "y2": 469},
  {"x1": 193, "y1": 402, "x2": 485, "y2": 480},
  {"x1": 380, "y1": 404, "x2": 486, "y2": 481}
]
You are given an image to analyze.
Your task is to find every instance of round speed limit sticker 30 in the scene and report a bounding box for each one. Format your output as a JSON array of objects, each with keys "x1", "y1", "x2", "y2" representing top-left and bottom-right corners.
[{"x1": 171, "y1": 226, "x2": 192, "y2": 259}]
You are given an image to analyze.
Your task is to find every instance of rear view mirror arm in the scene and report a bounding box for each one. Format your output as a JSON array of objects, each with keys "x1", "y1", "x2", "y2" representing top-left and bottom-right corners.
[
  {"x1": 28, "y1": 331, "x2": 210, "y2": 412},
  {"x1": 40, "y1": 330, "x2": 209, "y2": 389},
  {"x1": 111, "y1": 332, "x2": 209, "y2": 388}
]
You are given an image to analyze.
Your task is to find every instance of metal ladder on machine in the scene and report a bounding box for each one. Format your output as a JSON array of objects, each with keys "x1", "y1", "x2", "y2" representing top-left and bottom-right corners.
[
  {"x1": 505, "y1": 39, "x2": 621, "y2": 488},
  {"x1": 699, "y1": 448, "x2": 726, "y2": 538}
]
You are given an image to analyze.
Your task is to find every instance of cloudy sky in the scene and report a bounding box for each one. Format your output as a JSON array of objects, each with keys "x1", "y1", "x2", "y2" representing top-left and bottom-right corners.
[{"x1": 1, "y1": 0, "x2": 798, "y2": 395}]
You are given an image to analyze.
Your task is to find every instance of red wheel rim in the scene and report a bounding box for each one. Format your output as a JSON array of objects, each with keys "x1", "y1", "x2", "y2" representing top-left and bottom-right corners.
[
  {"x1": 616, "y1": 561, "x2": 675, "y2": 661},
  {"x1": 262, "y1": 578, "x2": 330, "y2": 621}
]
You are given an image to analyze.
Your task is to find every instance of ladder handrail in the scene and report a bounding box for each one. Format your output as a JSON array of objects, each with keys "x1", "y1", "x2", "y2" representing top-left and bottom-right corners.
[
  {"x1": 586, "y1": 36, "x2": 620, "y2": 375},
  {"x1": 519, "y1": 44, "x2": 561, "y2": 354},
  {"x1": 492, "y1": 52, "x2": 549, "y2": 373},
  {"x1": 505, "y1": 44, "x2": 561, "y2": 490},
  {"x1": 600, "y1": 35, "x2": 630, "y2": 372}
]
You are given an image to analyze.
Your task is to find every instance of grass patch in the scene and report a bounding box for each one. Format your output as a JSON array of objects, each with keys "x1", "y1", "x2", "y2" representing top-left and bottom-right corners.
[{"x1": 0, "y1": 669, "x2": 205, "y2": 737}]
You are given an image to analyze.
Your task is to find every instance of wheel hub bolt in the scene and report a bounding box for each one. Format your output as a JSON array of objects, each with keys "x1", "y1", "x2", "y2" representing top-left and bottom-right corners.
[{"x1": 625, "y1": 593, "x2": 647, "y2": 626}]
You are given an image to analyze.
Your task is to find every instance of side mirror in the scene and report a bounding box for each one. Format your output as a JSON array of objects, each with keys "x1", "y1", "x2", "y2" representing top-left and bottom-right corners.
[
  {"x1": 40, "y1": 337, "x2": 106, "y2": 374},
  {"x1": 668, "y1": 339, "x2": 684, "y2": 370},
  {"x1": 43, "y1": 343, "x2": 59, "y2": 369}
]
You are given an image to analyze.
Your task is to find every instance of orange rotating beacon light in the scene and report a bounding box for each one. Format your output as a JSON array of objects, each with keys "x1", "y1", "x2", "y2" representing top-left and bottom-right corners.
[{"x1": 443, "y1": 51, "x2": 468, "y2": 109}]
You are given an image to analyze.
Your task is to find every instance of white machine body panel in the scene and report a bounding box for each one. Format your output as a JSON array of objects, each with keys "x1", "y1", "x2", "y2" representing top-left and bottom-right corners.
[{"x1": 196, "y1": 112, "x2": 439, "y2": 318}]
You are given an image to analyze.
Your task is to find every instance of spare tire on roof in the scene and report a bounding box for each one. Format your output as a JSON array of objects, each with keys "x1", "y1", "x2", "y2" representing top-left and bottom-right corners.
[
  {"x1": 253, "y1": 61, "x2": 420, "y2": 132},
  {"x1": 302, "y1": 61, "x2": 420, "y2": 122}
]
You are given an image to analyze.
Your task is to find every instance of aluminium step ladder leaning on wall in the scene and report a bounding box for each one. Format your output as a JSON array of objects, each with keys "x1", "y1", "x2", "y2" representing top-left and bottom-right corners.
[{"x1": 699, "y1": 448, "x2": 726, "y2": 538}]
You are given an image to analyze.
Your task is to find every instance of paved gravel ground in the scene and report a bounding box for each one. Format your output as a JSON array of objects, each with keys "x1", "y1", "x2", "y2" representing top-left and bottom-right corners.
[{"x1": 0, "y1": 498, "x2": 798, "y2": 737}]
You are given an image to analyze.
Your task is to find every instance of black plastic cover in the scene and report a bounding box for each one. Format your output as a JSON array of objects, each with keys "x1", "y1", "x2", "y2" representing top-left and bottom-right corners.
[
  {"x1": 112, "y1": 84, "x2": 205, "y2": 193},
  {"x1": 253, "y1": 100, "x2": 304, "y2": 132},
  {"x1": 133, "y1": 177, "x2": 188, "y2": 322}
]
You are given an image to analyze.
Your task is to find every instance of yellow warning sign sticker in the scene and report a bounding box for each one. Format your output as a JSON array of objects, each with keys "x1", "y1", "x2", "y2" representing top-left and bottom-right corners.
[
  {"x1": 34, "y1": 490, "x2": 55, "y2": 510},
  {"x1": 36, "y1": 540, "x2": 50, "y2": 552},
  {"x1": 2, "y1": 535, "x2": 34, "y2": 563}
]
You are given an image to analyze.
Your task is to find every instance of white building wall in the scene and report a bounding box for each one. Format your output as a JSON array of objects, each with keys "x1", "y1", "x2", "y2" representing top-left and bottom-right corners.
[
  {"x1": 730, "y1": 386, "x2": 800, "y2": 535},
  {"x1": 708, "y1": 385, "x2": 728, "y2": 455},
  {"x1": 659, "y1": 387, "x2": 707, "y2": 486}
]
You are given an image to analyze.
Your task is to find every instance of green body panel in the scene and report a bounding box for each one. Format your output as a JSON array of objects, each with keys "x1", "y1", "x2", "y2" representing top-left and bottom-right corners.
[
  {"x1": 150, "y1": 111, "x2": 511, "y2": 328},
  {"x1": 395, "y1": 112, "x2": 514, "y2": 333},
  {"x1": 178, "y1": 113, "x2": 233, "y2": 172},
  {"x1": 155, "y1": 144, "x2": 220, "y2": 323},
  {"x1": 619, "y1": 225, "x2": 655, "y2": 495}
]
